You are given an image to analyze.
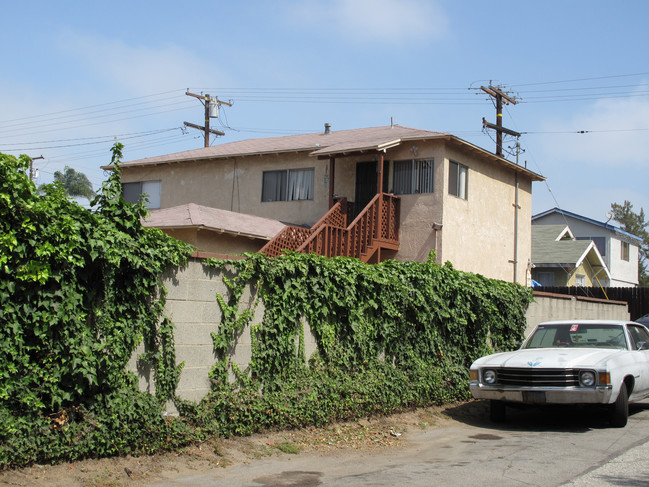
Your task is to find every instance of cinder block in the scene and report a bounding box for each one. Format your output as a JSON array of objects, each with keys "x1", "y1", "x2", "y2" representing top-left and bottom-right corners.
[
  {"x1": 175, "y1": 388, "x2": 210, "y2": 403},
  {"x1": 176, "y1": 344, "x2": 217, "y2": 368},
  {"x1": 231, "y1": 342, "x2": 252, "y2": 366},
  {"x1": 202, "y1": 301, "x2": 223, "y2": 324},
  {"x1": 164, "y1": 277, "x2": 191, "y2": 301},
  {"x1": 187, "y1": 279, "x2": 223, "y2": 303},
  {"x1": 176, "y1": 367, "x2": 212, "y2": 395},
  {"x1": 174, "y1": 322, "x2": 219, "y2": 346},
  {"x1": 166, "y1": 301, "x2": 205, "y2": 323}
]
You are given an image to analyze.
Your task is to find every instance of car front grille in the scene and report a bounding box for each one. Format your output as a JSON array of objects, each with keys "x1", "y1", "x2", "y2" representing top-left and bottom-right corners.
[{"x1": 494, "y1": 368, "x2": 580, "y2": 387}]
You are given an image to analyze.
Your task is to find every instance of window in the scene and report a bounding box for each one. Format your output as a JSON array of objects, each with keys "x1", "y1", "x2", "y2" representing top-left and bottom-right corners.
[
  {"x1": 449, "y1": 161, "x2": 468, "y2": 199},
  {"x1": 628, "y1": 325, "x2": 649, "y2": 350},
  {"x1": 122, "y1": 181, "x2": 161, "y2": 209},
  {"x1": 392, "y1": 159, "x2": 434, "y2": 194},
  {"x1": 575, "y1": 274, "x2": 586, "y2": 286},
  {"x1": 621, "y1": 241, "x2": 630, "y2": 261},
  {"x1": 262, "y1": 168, "x2": 314, "y2": 202}
]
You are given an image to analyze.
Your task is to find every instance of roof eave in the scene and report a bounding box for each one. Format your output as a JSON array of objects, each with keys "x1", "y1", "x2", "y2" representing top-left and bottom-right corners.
[
  {"x1": 444, "y1": 135, "x2": 545, "y2": 182},
  {"x1": 150, "y1": 223, "x2": 272, "y2": 241}
]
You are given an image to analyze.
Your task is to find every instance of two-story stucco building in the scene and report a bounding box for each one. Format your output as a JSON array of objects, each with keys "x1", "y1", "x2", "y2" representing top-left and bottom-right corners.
[{"x1": 108, "y1": 124, "x2": 545, "y2": 284}]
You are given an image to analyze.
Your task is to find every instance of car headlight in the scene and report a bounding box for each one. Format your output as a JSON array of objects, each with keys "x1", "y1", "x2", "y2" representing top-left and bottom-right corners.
[
  {"x1": 579, "y1": 370, "x2": 596, "y2": 387},
  {"x1": 483, "y1": 369, "x2": 497, "y2": 385}
]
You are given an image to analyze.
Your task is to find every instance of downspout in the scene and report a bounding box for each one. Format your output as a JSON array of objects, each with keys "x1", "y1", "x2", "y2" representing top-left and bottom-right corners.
[{"x1": 513, "y1": 173, "x2": 519, "y2": 283}]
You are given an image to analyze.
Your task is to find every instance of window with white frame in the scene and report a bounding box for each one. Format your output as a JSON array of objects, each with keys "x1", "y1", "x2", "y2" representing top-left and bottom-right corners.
[
  {"x1": 262, "y1": 168, "x2": 314, "y2": 202},
  {"x1": 448, "y1": 160, "x2": 468, "y2": 200},
  {"x1": 122, "y1": 180, "x2": 161, "y2": 209},
  {"x1": 575, "y1": 274, "x2": 586, "y2": 286},
  {"x1": 392, "y1": 159, "x2": 434, "y2": 194},
  {"x1": 621, "y1": 241, "x2": 630, "y2": 261}
]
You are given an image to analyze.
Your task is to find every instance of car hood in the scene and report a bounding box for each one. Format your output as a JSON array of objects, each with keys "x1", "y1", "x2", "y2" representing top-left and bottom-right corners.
[{"x1": 471, "y1": 347, "x2": 625, "y2": 369}]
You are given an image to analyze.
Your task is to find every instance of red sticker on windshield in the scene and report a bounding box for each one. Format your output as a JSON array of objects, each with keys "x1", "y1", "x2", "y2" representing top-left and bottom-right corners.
[{"x1": 570, "y1": 325, "x2": 579, "y2": 332}]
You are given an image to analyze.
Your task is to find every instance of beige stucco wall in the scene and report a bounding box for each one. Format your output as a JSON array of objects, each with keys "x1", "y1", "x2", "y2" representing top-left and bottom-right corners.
[
  {"x1": 121, "y1": 153, "x2": 332, "y2": 227},
  {"x1": 162, "y1": 228, "x2": 266, "y2": 255},
  {"x1": 383, "y1": 141, "x2": 445, "y2": 263},
  {"x1": 439, "y1": 146, "x2": 533, "y2": 284}
]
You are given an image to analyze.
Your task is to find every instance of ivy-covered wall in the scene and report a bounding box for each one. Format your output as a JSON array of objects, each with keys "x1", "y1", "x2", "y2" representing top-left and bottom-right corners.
[
  {"x1": 140, "y1": 259, "x2": 632, "y2": 409},
  {"x1": 0, "y1": 146, "x2": 533, "y2": 467},
  {"x1": 159, "y1": 252, "x2": 533, "y2": 437},
  {"x1": 147, "y1": 256, "x2": 539, "y2": 407}
]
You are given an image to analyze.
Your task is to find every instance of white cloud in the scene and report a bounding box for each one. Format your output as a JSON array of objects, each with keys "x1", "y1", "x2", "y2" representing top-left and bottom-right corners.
[
  {"x1": 58, "y1": 32, "x2": 231, "y2": 94},
  {"x1": 539, "y1": 92, "x2": 649, "y2": 167},
  {"x1": 529, "y1": 87, "x2": 649, "y2": 220},
  {"x1": 288, "y1": 0, "x2": 449, "y2": 44}
]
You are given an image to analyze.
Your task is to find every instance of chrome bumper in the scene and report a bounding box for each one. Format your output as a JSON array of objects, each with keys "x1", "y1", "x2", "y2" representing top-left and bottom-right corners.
[{"x1": 470, "y1": 382, "x2": 614, "y2": 405}]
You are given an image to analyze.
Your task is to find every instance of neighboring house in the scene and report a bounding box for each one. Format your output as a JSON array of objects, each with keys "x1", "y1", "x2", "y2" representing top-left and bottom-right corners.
[
  {"x1": 142, "y1": 203, "x2": 286, "y2": 256},
  {"x1": 108, "y1": 124, "x2": 544, "y2": 283},
  {"x1": 531, "y1": 224, "x2": 611, "y2": 287},
  {"x1": 532, "y1": 208, "x2": 641, "y2": 287}
]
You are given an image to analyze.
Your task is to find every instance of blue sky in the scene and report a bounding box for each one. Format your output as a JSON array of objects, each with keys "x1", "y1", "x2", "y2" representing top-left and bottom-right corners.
[{"x1": 2, "y1": 0, "x2": 648, "y2": 224}]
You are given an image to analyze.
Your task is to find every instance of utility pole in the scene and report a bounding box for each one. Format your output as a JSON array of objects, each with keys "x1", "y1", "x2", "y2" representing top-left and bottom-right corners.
[
  {"x1": 28, "y1": 155, "x2": 43, "y2": 181},
  {"x1": 184, "y1": 91, "x2": 233, "y2": 147},
  {"x1": 480, "y1": 84, "x2": 520, "y2": 157}
]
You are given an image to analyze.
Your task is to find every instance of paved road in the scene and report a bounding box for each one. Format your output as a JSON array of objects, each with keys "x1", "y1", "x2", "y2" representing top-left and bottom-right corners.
[{"x1": 148, "y1": 401, "x2": 649, "y2": 486}]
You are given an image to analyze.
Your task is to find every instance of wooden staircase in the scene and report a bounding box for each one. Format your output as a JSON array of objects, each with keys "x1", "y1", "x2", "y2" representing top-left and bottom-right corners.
[{"x1": 260, "y1": 194, "x2": 400, "y2": 263}]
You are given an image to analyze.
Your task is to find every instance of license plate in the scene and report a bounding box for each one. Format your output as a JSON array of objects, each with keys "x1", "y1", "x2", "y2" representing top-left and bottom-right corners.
[{"x1": 522, "y1": 391, "x2": 546, "y2": 403}]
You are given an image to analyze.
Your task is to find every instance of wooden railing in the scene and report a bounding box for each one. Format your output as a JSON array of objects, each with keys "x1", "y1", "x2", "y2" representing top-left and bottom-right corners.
[
  {"x1": 259, "y1": 199, "x2": 349, "y2": 256},
  {"x1": 261, "y1": 194, "x2": 400, "y2": 263}
]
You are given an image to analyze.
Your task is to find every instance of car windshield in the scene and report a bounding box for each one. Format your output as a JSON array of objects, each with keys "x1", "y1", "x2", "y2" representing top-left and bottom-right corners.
[{"x1": 523, "y1": 323, "x2": 628, "y2": 350}]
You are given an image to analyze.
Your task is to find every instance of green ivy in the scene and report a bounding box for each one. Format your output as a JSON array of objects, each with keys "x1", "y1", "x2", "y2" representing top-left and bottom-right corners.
[
  {"x1": 196, "y1": 251, "x2": 532, "y2": 437},
  {"x1": 0, "y1": 146, "x2": 532, "y2": 467},
  {"x1": 0, "y1": 148, "x2": 197, "y2": 468}
]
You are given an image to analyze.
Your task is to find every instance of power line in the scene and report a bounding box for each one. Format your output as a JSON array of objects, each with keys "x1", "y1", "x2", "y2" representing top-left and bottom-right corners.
[
  {"x1": 511, "y1": 72, "x2": 649, "y2": 87},
  {"x1": 0, "y1": 128, "x2": 180, "y2": 150},
  {"x1": 0, "y1": 89, "x2": 184, "y2": 125}
]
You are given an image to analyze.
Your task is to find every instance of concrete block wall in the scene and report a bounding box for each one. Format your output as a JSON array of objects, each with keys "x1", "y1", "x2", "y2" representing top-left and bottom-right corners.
[
  {"x1": 128, "y1": 258, "x2": 318, "y2": 404},
  {"x1": 525, "y1": 291, "x2": 629, "y2": 337},
  {"x1": 129, "y1": 260, "x2": 631, "y2": 405}
]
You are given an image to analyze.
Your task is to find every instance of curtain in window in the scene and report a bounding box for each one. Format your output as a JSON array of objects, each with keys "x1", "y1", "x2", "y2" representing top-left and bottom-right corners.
[
  {"x1": 122, "y1": 182, "x2": 142, "y2": 205},
  {"x1": 141, "y1": 181, "x2": 161, "y2": 209},
  {"x1": 417, "y1": 159, "x2": 434, "y2": 193},
  {"x1": 449, "y1": 161, "x2": 468, "y2": 199},
  {"x1": 122, "y1": 181, "x2": 161, "y2": 208},
  {"x1": 393, "y1": 160, "x2": 411, "y2": 194},
  {"x1": 262, "y1": 171, "x2": 287, "y2": 202},
  {"x1": 287, "y1": 168, "x2": 314, "y2": 201},
  {"x1": 458, "y1": 165, "x2": 467, "y2": 199}
]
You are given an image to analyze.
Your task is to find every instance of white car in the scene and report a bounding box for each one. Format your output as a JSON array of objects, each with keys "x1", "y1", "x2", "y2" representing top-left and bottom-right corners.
[{"x1": 469, "y1": 320, "x2": 649, "y2": 427}]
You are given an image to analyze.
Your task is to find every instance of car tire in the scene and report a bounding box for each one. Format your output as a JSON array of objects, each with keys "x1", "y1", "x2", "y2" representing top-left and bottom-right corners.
[
  {"x1": 490, "y1": 400, "x2": 506, "y2": 422},
  {"x1": 609, "y1": 382, "x2": 628, "y2": 428}
]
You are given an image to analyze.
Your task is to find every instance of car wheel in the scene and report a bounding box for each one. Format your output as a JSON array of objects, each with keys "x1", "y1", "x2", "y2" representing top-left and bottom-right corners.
[
  {"x1": 490, "y1": 400, "x2": 506, "y2": 422},
  {"x1": 609, "y1": 382, "x2": 628, "y2": 428}
]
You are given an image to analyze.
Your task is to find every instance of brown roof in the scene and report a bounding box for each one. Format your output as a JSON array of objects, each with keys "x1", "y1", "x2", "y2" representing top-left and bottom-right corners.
[
  {"x1": 108, "y1": 124, "x2": 544, "y2": 181},
  {"x1": 143, "y1": 203, "x2": 286, "y2": 240},
  {"x1": 111, "y1": 125, "x2": 446, "y2": 167}
]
